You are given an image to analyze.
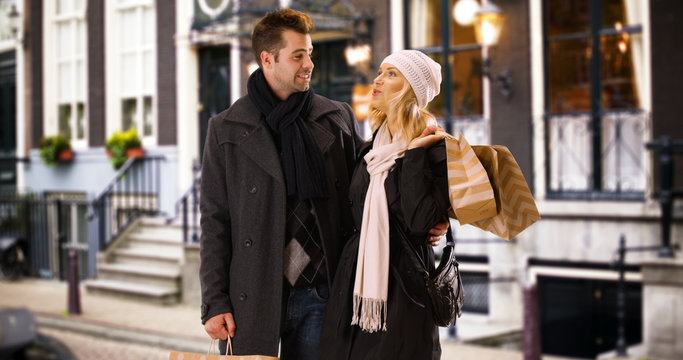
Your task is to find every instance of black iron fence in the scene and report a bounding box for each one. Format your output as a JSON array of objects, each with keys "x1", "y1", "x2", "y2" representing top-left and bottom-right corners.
[
  {"x1": 0, "y1": 155, "x2": 165, "y2": 280},
  {"x1": 0, "y1": 193, "x2": 89, "y2": 280}
]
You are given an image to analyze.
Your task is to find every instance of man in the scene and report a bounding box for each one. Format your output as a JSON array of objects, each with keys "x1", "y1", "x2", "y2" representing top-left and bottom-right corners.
[
  {"x1": 199, "y1": 9, "x2": 363, "y2": 359},
  {"x1": 199, "y1": 9, "x2": 447, "y2": 359}
]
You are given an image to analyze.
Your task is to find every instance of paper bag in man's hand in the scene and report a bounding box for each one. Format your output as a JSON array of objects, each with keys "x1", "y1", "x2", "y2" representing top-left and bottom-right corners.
[
  {"x1": 445, "y1": 134, "x2": 498, "y2": 224},
  {"x1": 169, "y1": 337, "x2": 279, "y2": 360},
  {"x1": 470, "y1": 145, "x2": 540, "y2": 240}
]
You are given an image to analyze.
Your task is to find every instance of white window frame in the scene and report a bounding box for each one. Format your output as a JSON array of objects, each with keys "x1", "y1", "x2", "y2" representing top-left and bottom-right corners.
[
  {"x1": 44, "y1": 0, "x2": 88, "y2": 149},
  {"x1": 106, "y1": 0, "x2": 157, "y2": 147}
]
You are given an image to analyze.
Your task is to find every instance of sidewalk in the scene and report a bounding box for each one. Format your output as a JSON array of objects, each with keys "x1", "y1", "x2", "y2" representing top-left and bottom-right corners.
[{"x1": 2, "y1": 279, "x2": 566, "y2": 359}]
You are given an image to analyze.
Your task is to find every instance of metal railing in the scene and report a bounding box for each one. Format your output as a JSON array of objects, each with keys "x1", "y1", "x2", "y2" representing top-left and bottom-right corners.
[
  {"x1": 88, "y1": 155, "x2": 165, "y2": 250},
  {"x1": 0, "y1": 193, "x2": 89, "y2": 280},
  {"x1": 170, "y1": 162, "x2": 201, "y2": 243},
  {"x1": 546, "y1": 110, "x2": 649, "y2": 199}
]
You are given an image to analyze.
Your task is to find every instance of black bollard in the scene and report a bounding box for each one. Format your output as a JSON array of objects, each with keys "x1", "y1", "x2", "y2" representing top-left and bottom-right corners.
[{"x1": 67, "y1": 250, "x2": 81, "y2": 315}]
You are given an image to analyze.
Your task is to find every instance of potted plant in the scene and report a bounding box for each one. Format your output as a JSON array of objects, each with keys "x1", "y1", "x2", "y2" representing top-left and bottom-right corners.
[
  {"x1": 106, "y1": 127, "x2": 144, "y2": 170},
  {"x1": 39, "y1": 134, "x2": 73, "y2": 166}
]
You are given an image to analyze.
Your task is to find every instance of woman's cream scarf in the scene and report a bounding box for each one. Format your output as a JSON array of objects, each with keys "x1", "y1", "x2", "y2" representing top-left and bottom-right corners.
[{"x1": 351, "y1": 123, "x2": 407, "y2": 332}]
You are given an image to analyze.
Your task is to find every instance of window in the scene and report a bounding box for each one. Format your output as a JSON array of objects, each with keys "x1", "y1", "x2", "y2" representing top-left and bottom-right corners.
[
  {"x1": 407, "y1": 0, "x2": 487, "y2": 144},
  {"x1": 544, "y1": 0, "x2": 647, "y2": 199},
  {"x1": 53, "y1": 0, "x2": 87, "y2": 147},
  {"x1": 117, "y1": 0, "x2": 156, "y2": 143}
]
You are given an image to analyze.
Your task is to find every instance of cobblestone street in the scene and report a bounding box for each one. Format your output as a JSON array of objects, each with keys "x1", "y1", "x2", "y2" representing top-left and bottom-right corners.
[{"x1": 39, "y1": 328, "x2": 170, "y2": 360}]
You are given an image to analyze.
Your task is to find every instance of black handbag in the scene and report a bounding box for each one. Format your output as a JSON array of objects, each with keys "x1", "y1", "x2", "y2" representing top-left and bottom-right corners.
[
  {"x1": 395, "y1": 219, "x2": 465, "y2": 327},
  {"x1": 426, "y1": 230, "x2": 464, "y2": 326}
]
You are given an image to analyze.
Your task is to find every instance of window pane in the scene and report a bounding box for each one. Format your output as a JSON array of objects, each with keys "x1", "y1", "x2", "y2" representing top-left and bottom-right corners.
[
  {"x1": 601, "y1": 33, "x2": 642, "y2": 110},
  {"x1": 59, "y1": 62, "x2": 73, "y2": 100},
  {"x1": 410, "y1": 0, "x2": 440, "y2": 48},
  {"x1": 410, "y1": 0, "x2": 477, "y2": 48},
  {"x1": 143, "y1": 96, "x2": 153, "y2": 136},
  {"x1": 143, "y1": 6, "x2": 155, "y2": 47},
  {"x1": 426, "y1": 51, "x2": 484, "y2": 118},
  {"x1": 601, "y1": 112, "x2": 647, "y2": 192},
  {"x1": 603, "y1": 0, "x2": 637, "y2": 28},
  {"x1": 76, "y1": 20, "x2": 86, "y2": 56},
  {"x1": 122, "y1": 98, "x2": 137, "y2": 131},
  {"x1": 58, "y1": 22, "x2": 73, "y2": 59},
  {"x1": 76, "y1": 60, "x2": 85, "y2": 100},
  {"x1": 549, "y1": 114, "x2": 592, "y2": 191},
  {"x1": 76, "y1": 103, "x2": 85, "y2": 140},
  {"x1": 143, "y1": 50, "x2": 154, "y2": 92},
  {"x1": 548, "y1": 39, "x2": 591, "y2": 113},
  {"x1": 58, "y1": 104, "x2": 72, "y2": 139},
  {"x1": 121, "y1": 9, "x2": 138, "y2": 50},
  {"x1": 121, "y1": 53, "x2": 138, "y2": 94},
  {"x1": 56, "y1": 0, "x2": 72, "y2": 15},
  {"x1": 546, "y1": 0, "x2": 590, "y2": 36}
]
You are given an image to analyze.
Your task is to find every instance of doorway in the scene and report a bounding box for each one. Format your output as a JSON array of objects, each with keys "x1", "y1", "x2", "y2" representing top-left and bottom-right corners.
[{"x1": 198, "y1": 46, "x2": 231, "y2": 160}]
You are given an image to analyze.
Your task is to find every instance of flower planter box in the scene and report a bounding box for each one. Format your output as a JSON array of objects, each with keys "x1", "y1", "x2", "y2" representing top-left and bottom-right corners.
[{"x1": 57, "y1": 149, "x2": 74, "y2": 163}]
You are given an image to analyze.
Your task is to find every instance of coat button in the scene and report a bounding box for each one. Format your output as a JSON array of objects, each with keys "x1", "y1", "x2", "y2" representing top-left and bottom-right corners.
[
  {"x1": 249, "y1": 185, "x2": 257, "y2": 194},
  {"x1": 239, "y1": 293, "x2": 247, "y2": 301},
  {"x1": 244, "y1": 239, "x2": 253, "y2": 247},
  {"x1": 347, "y1": 199, "x2": 353, "y2": 207},
  {"x1": 242, "y1": 130, "x2": 249, "y2": 137}
]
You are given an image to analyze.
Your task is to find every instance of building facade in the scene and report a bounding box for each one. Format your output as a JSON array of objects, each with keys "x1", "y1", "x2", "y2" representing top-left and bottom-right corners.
[{"x1": 2, "y1": 0, "x2": 683, "y2": 358}]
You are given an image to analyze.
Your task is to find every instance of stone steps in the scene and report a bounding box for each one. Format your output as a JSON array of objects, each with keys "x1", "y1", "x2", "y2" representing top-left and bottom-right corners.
[{"x1": 85, "y1": 216, "x2": 187, "y2": 305}]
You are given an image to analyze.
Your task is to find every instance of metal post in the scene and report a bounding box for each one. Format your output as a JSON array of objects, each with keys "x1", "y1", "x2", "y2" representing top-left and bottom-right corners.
[
  {"x1": 67, "y1": 250, "x2": 81, "y2": 315},
  {"x1": 658, "y1": 137, "x2": 674, "y2": 258},
  {"x1": 523, "y1": 284, "x2": 541, "y2": 360},
  {"x1": 440, "y1": 0, "x2": 453, "y2": 133},
  {"x1": 615, "y1": 235, "x2": 627, "y2": 357}
]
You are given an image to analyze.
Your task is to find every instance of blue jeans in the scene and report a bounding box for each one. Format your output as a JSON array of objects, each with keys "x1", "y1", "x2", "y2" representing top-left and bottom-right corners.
[{"x1": 280, "y1": 283, "x2": 329, "y2": 360}]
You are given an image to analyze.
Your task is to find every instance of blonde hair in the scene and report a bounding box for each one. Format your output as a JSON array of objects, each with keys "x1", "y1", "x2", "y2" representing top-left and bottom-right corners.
[{"x1": 369, "y1": 79, "x2": 436, "y2": 142}]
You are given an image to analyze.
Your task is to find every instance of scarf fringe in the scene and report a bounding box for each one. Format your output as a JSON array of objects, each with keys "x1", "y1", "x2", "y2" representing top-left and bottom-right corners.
[{"x1": 351, "y1": 295, "x2": 388, "y2": 333}]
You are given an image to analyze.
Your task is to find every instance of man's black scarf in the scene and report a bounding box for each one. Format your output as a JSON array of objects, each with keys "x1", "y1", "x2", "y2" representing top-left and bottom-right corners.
[{"x1": 247, "y1": 68, "x2": 330, "y2": 200}]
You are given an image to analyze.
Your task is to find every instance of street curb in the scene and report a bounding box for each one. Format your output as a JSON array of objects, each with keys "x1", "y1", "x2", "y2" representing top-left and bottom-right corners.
[{"x1": 35, "y1": 313, "x2": 208, "y2": 353}]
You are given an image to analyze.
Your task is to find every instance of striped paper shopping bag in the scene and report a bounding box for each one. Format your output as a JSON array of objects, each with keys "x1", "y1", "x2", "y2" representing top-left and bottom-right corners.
[{"x1": 445, "y1": 133, "x2": 498, "y2": 225}]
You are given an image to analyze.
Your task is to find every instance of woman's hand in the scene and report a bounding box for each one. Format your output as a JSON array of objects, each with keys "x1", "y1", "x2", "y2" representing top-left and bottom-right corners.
[{"x1": 408, "y1": 126, "x2": 448, "y2": 150}]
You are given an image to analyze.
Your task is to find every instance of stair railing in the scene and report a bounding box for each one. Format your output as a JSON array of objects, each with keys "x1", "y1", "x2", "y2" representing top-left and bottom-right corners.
[
  {"x1": 170, "y1": 162, "x2": 201, "y2": 243},
  {"x1": 88, "y1": 155, "x2": 165, "y2": 250}
]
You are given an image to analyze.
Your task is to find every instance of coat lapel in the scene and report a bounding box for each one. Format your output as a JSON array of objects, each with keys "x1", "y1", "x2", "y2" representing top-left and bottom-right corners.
[{"x1": 226, "y1": 95, "x2": 342, "y2": 183}]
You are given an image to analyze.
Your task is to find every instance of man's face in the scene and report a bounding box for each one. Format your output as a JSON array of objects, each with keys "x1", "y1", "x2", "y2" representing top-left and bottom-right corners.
[{"x1": 262, "y1": 29, "x2": 314, "y2": 101}]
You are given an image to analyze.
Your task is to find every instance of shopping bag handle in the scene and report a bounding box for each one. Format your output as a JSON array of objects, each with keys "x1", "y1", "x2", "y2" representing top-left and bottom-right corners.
[{"x1": 208, "y1": 337, "x2": 233, "y2": 355}]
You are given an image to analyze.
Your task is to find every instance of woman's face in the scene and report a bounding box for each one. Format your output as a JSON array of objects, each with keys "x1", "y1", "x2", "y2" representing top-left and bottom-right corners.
[{"x1": 371, "y1": 63, "x2": 407, "y2": 113}]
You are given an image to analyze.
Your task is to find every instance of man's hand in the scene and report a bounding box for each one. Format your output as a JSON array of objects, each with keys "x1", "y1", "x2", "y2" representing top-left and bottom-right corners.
[
  {"x1": 408, "y1": 126, "x2": 447, "y2": 150},
  {"x1": 428, "y1": 216, "x2": 450, "y2": 246},
  {"x1": 205, "y1": 313, "x2": 236, "y2": 340}
]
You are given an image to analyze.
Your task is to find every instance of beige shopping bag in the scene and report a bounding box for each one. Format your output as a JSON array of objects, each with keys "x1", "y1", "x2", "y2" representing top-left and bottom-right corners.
[
  {"x1": 445, "y1": 133, "x2": 498, "y2": 224},
  {"x1": 470, "y1": 145, "x2": 540, "y2": 240},
  {"x1": 169, "y1": 338, "x2": 279, "y2": 360}
]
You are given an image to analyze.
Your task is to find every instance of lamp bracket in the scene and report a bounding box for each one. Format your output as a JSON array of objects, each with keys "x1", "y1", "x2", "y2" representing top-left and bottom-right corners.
[{"x1": 482, "y1": 57, "x2": 512, "y2": 98}]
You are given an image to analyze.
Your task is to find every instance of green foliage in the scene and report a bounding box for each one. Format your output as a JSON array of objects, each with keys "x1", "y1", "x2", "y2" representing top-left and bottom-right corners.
[
  {"x1": 39, "y1": 134, "x2": 71, "y2": 166},
  {"x1": 106, "y1": 127, "x2": 142, "y2": 170}
]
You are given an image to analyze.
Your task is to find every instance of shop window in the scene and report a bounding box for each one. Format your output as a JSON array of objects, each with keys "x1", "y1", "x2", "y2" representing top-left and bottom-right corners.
[{"x1": 544, "y1": 0, "x2": 646, "y2": 199}]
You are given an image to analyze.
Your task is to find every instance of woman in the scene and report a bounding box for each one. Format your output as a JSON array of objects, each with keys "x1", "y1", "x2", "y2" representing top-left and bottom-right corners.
[{"x1": 320, "y1": 50, "x2": 449, "y2": 359}]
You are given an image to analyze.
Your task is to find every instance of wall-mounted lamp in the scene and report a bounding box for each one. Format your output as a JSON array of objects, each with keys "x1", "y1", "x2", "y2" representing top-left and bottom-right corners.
[
  {"x1": 8, "y1": 4, "x2": 21, "y2": 42},
  {"x1": 454, "y1": 1, "x2": 512, "y2": 98},
  {"x1": 345, "y1": 13, "x2": 374, "y2": 82}
]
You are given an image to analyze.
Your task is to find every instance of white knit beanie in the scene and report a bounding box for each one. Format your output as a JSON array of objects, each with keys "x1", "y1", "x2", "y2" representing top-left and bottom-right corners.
[{"x1": 381, "y1": 50, "x2": 442, "y2": 108}]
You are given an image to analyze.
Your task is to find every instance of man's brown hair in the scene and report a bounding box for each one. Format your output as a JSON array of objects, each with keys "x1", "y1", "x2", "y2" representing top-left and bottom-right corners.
[{"x1": 251, "y1": 9, "x2": 314, "y2": 67}]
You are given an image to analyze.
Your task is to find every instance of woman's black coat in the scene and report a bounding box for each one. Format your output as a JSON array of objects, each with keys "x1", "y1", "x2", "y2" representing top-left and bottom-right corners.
[{"x1": 320, "y1": 139, "x2": 450, "y2": 360}]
